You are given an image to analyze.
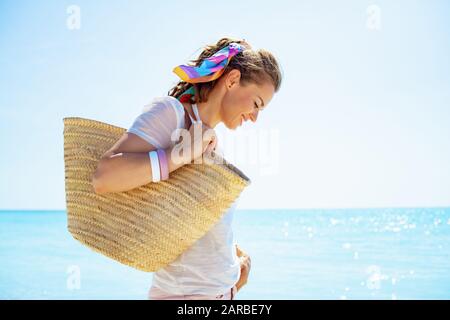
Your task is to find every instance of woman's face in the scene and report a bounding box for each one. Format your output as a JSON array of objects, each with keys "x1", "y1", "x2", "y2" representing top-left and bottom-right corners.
[{"x1": 220, "y1": 70, "x2": 275, "y2": 130}]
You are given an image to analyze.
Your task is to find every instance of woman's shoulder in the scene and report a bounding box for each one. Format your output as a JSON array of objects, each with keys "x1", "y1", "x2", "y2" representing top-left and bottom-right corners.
[
  {"x1": 142, "y1": 95, "x2": 181, "y2": 112},
  {"x1": 141, "y1": 95, "x2": 186, "y2": 129}
]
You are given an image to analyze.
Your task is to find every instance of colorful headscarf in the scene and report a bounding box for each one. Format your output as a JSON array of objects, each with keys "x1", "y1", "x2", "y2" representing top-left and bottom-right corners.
[{"x1": 173, "y1": 42, "x2": 245, "y2": 102}]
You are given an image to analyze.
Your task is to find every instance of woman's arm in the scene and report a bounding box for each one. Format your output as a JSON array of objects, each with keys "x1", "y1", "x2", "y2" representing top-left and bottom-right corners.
[
  {"x1": 92, "y1": 123, "x2": 217, "y2": 194},
  {"x1": 92, "y1": 133, "x2": 185, "y2": 194}
]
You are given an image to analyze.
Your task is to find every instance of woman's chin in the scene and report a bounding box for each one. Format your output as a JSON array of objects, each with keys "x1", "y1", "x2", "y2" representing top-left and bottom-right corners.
[{"x1": 224, "y1": 121, "x2": 239, "y2": 130}]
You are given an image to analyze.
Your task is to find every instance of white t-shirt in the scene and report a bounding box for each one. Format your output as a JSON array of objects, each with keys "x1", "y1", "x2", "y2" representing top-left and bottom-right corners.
[{"x1": 126, "y1": 95, "x2": 241, "y2": 296}]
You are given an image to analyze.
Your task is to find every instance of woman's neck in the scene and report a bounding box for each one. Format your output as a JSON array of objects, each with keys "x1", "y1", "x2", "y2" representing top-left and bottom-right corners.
[{"x1": 192, "y1": 88, "x2": 225, "y2": 128}]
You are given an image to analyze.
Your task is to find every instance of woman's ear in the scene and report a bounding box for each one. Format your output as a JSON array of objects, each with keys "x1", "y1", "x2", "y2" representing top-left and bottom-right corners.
[{"x1": 226, "y1": 69, "x2": 241, "y2": 89}]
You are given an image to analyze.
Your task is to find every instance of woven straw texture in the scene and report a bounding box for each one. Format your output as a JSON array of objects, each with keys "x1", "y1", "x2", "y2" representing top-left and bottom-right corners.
[{"x1": 63, "y1": 117, "x2": 250, "y2": 272}]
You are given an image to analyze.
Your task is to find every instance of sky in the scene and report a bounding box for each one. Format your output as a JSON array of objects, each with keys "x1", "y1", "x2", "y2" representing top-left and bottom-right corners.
[{"x1": 1, "y1": 0, "x2": 449, "y2": 210}]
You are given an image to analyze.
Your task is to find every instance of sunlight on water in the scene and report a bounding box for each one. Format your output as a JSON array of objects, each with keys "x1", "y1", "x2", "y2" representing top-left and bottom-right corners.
[{"x1": 0, "y1": 208, "x2": 449, "y2": 299}]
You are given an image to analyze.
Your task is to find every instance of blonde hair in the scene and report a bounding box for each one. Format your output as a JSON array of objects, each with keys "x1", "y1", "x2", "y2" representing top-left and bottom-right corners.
[{"x1": 168, "y1": 37, "x2": 283, "y2": 104}]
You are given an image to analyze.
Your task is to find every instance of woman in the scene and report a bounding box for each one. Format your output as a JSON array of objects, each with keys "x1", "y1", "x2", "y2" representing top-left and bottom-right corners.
[{"x1": 92, "y1": 37, "x2": 282, "y2": 299}]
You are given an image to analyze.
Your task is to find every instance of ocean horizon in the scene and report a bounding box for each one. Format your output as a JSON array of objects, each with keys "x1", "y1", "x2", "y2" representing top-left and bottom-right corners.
[{"x1": 1, "y1": 207, "x2": 449, "y2": 300}]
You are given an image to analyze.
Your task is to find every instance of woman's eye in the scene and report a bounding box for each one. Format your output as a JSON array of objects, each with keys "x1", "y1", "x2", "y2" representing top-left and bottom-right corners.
[{"x1": 254, "y1": 102, "x2": 259, "y2": 110}]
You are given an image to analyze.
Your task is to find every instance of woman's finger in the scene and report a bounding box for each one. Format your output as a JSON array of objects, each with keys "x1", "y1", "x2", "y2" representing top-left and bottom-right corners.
[
  {"x1": 236, "y1": 244, "x2": 248, "y2": 257},
  {"x1": 210, "y1": 135, "x2": 217, "y2": 151},
  {"x1": 204, "y1": 142, "x2": 215, "y2": 156}
]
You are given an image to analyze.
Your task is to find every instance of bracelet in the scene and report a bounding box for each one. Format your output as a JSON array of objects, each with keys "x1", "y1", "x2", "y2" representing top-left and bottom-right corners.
[
  {"x1": 156, "y1": 148, "x2": 169, "y2": 181},
  {"x1": 148, "y1": 151, "x2": 160, "y2": 182}
]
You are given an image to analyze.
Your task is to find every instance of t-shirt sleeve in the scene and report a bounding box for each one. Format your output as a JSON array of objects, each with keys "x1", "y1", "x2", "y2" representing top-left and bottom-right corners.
[{"x1": 126, "y1": 97, "x2": 184, "y2": 149}]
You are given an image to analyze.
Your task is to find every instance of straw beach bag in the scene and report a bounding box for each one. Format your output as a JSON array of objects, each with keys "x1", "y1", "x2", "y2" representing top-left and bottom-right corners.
[{"x1": 63, "y1": 117, "x2": 250, "y2": 272}]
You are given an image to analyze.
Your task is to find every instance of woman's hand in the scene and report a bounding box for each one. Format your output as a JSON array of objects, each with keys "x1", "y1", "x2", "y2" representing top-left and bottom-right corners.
[
  {"x1": 235, "y1": 244, "x2": 252, "y2": 292},
  {"x1": 171, "y1": 122, "x2": 217, "y2": 164}
]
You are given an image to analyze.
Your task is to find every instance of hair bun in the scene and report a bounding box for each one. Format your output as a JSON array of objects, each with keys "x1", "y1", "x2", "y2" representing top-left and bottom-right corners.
[{"x1": 240, "y1": 39, "x2": 252, "y2": 50}]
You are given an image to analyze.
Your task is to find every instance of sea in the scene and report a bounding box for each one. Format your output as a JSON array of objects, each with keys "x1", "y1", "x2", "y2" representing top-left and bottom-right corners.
[{"x1": 0, "y1": 208, "x2": 449, "y2": 300}]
